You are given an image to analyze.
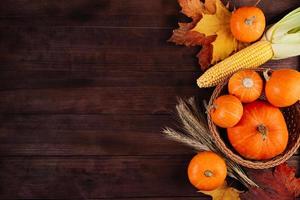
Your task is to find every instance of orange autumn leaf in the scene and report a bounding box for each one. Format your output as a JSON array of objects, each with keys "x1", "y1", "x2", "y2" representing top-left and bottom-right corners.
[
  {"x1": 179, "y1": 0, "x2": 206, "y2": 20},
  {"x1": 179, "y1": 0, "x2": 216, "y2": 18}
]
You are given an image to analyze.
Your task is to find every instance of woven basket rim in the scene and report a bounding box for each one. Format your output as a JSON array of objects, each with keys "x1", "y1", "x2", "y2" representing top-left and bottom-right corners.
[{"x1": 207, "y1": 67, "x2": 300, "y2": 169}]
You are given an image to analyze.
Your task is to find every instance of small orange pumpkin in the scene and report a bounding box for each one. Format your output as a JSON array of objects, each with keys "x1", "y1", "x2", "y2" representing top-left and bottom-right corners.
[
  {"x1": 227, "y1": 101, "x2": 288, "y2": 160},
  {"x1": 230, "y1": 6, "x2": 266, "y2": 42},
  {"x1": 228, "y1": 70, "x2": 263, "y2": 103},
  {"x1": 188, "y1": 151, "x2": 227, "y2": 191},
  {"x1": 265, "y1": 69, "x2": 300, "y2": 107},
  {"x1": 210, "y1": 95, "x2": 243, "y2": 128}
]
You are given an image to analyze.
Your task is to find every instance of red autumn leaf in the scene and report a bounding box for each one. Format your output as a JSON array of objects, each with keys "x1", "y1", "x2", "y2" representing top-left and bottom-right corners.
[
  {"x1": 197, "y1": 44, "x2": 212, "y2": 71},
  {"x1": 274, "y1": 163, "x2": 300, "y2": 197},
  {"x1": 192, "y1": 33, "x2": 216, "y2": 70},
  {"x1": 241, "y1": 163, "x2": 300, "y2": 200}
]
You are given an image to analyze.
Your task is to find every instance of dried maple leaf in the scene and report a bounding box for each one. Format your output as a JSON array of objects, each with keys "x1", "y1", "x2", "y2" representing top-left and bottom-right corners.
[
  {"x1": 194, "y1": 33, "x2": 216, "y2": 70},
  {"x1": 169, "y1": 0, "x2": 248, "y2": 71},
  {"x1": 197, "y1": 43, "x2": 213, "y2": 71},
  {"x1": 192, "y1": 0, "x2": 239, "y2": 64},
  {"x1": 200, "y1": 181, "x2": 241, "y2": 200},
  {"x1": 169, "y1": 0, "x2": 217, "y2": 71},
  {"x1": 178, "y1": 0, "x2": 206, "y2": 20},
  {"x1": 274, "y1": 163, "x2": 300, "y2": 197},
  {"x1": 241, "y1": 163, "x2": 300, "y2": 200},
  {"x1": 169, "y1": 0, "x2": 215, "y2": 46},
  {"x1": 169, "y1": 22, "x2": 199, "y2": 46}
]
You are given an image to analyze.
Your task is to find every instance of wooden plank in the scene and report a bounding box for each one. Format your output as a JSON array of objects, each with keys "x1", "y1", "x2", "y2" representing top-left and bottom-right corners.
[
  {"x1": 81, "y1": 198, "x2": 210, "y2": 200},
  {"x1": 0, "y1": 71, "x2": 198, "y2": 90},
  {"x1": 0, "y1": 26, "x2": 298, "y2": 72},
  {"x1": 0, "y1": 0, "x2": 180, "y2": 27},
  {"x1": 0, "y1": 155, "x2": 298, "y2": 199},
  {"x1": 0, "y1": 155, "x2": 197, "y2": 199},
  {"x1": 91, "y1": 198, "x2": 210, "y2": 200},
  {"x1": 0, "y1": 27, "x2": 199, "y2": 72},
  {"x1": 94, "y1": 198, "x2": 210, "y2": 200},
  {"x1": 0, "y1": 26, "x2": 173, "y2": 49},
  {"x1": 0, "y1": 87, "x2": 209, "y2": 114},
  {"x1": 0, "y1": 112, "x2": 298, "y2": 156},
  {"x1": 0, "y1": 114, "x2": 193, "y2": 156},
  {"x1": 0, "y1": 0, "x2": 299, "y2": 27}
]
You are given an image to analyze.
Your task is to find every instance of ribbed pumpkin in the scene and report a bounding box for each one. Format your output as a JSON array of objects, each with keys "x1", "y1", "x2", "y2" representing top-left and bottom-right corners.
[
  {"x1": 188, "y1": 151, "x2": 227, "y2": 191},
  {"x1": 265, "y1": 69, "x2": 300, "y2": 107},
  {"x1": 227, "y1": 101, "x2": 288, "y2": 160},
  {"x1": 210, "y1": 95, "x2": 243, "y2": 128},
  {"x1": 228, "y1": 70, "x2": 263, "y2": 103}
]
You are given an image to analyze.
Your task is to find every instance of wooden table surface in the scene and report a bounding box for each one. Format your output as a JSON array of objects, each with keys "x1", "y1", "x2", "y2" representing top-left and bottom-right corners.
[{"x1": 0, "y1": 0, "x2": 299, "y2": 199}]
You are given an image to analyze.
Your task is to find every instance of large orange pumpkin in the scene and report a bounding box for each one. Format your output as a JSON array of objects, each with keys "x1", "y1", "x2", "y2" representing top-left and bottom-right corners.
[
  {"x1": 210, "y1": 95, "x2": 243, "y2": 128},
  {"x1": 188, "y1": 151, "x2": 227, "y2": 191},
  {"x1": 227, "y1": 101, "x2": 288, "y2": 160},
  {"x1": 228, "y1": 70, "x2": 263, "y2": 103},
  {"x1": 265, "y1": 69, "x2": 300, "y2": 107}
]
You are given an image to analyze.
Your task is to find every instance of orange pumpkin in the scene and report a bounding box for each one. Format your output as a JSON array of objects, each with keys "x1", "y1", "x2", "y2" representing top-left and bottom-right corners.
[
  {"x1": 227, "y1": 101, "x2": 288, "y2": 160},
  {"x1": 265, "y1": 69, "x2": 300, "y2": 107},
  {"x1": 228, "y1": 70, "x2": 263, "y2": 103},
  {"x1": 210, "y1": 95, "x2": 243, "y2": 128},
  {"x1": 188, "y1": 151, "x2": 227, "y2": 191},
  {"x1": 230, "y1": 6, "x2": 266, "y2": 42}
]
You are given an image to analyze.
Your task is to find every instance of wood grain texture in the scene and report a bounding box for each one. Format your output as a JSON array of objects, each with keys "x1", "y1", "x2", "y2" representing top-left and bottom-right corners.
[
  {"x1": 0, "y1": 71, "x2": 199, "y2": 89},
  {"x1": 0, "y1": 87, "x2": 202, "y2": 114},
  {"x1": 0, "y1": 114, "x2": 193, "y2": 156},
  {"x1": 0, "y1": 156, "x2": 196, "y2": 199},
  {"x1": 0, "y1": 0, "x2": 299, "y2": 199},
  {"x1": 0, "y1": 0, "x2": 299, "y2": 27},
  {"x1": 0, "y1": 26, "x2": 298, "y2": 72},
  {"x1": 0, "y1": 155, "x2": 298, "y2": 199}
]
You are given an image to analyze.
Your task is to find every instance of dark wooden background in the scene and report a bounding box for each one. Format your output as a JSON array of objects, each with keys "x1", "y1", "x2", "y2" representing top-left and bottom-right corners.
[{"x1": 0, "y1": 0, "x2": 299, "y2": 199}]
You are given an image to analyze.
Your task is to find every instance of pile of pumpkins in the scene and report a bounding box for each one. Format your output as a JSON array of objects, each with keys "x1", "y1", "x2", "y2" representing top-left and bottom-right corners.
[
  {"x1": 210, "y1": 68, "x2": 300, "y2": 160},
  {"x1": 187, "y1": 68, "x2": 300, "y2": 191}
]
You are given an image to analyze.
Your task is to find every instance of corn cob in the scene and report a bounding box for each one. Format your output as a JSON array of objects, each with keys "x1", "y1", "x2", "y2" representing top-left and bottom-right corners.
[{"x1": 197, "y1": 40, "x2": 274, "y2": 88}]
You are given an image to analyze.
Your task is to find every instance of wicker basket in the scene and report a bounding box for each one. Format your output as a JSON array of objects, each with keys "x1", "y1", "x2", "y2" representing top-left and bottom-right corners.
[{"x1": 207, "y1": 68, "x2": 300, "y2": 169}]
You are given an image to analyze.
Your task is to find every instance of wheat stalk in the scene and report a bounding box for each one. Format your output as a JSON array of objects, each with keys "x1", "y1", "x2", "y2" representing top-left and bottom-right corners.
[{"x1": 162, "y1": 97, "x2": 258, "y2": 188}]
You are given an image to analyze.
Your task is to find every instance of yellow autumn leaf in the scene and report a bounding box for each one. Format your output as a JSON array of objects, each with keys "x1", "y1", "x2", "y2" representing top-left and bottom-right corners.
[
  {"x1": 200, "y1": 182, "x2": 241, "y2": 200},
  {"x1": 192, "y1": 0, "x2": 238, "y2": 64}
]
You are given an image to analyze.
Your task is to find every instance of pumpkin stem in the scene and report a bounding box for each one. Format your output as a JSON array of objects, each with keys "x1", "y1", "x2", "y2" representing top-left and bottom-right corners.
[
  {"x1": 263, "y1": 68, "x2": 272, "y2": 81},
  {"x1": 204, "y1": 170, "x2": 213, "y2": 177},
  {"x1": 257, "y1": 124, "x2": 268, "y2": 140},
  {"x1": 245, "y1": 16, "x2": 256, "y2": 26},
  {"x1": 203, "y1": 100, "x2": 217, "y2": 114},
  {"x1": 243, "y1": 77, "x2": 254, "y2": 88}
]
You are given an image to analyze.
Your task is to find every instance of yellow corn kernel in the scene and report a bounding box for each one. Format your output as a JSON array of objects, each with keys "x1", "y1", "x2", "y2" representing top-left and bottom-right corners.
[{"x1": 197, "y1": 41, "x2": 274, "y2": 88}]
